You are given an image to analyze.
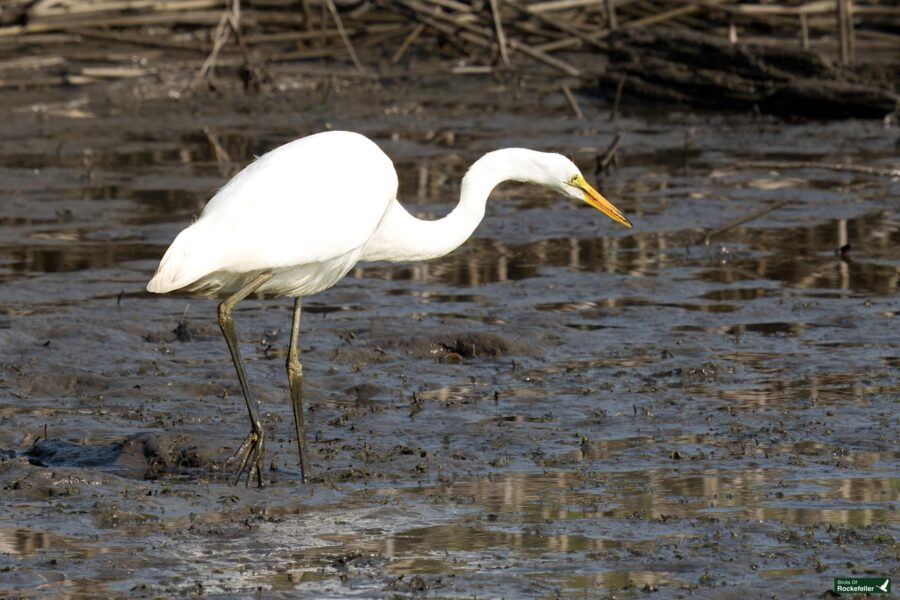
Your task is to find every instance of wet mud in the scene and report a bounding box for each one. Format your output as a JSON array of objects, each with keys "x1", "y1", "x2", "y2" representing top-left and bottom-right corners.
[{"x1": 0, "y1": 76, "x2": 897, "y2": 598}]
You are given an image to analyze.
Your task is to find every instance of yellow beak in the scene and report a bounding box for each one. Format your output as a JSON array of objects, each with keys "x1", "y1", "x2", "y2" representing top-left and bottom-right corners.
[{"x1": 574, "y1": 175, "x2": 632, "y2": 229}]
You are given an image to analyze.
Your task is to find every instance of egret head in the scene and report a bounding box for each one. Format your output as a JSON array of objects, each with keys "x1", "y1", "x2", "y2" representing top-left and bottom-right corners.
[
  {"x1": 539, "y1": 153, "x2": 632, "y2": 229},
  {"x1": 466, "y1": 148, "x2": 633, "y2": 230}
]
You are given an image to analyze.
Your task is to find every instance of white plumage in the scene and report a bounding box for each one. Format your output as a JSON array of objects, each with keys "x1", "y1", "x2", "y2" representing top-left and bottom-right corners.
[
  {"x1": 146, "y1": 130, "x2": 632, "y2": 486},
  {"x1": 148, "y1": 131, "x2": 396, "y2": 296}
]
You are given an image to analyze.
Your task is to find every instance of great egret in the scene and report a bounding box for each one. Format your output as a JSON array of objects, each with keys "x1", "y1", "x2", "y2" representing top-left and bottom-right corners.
[{"x1": 147, "y1": 130, "x2": 631, "y2": 486}]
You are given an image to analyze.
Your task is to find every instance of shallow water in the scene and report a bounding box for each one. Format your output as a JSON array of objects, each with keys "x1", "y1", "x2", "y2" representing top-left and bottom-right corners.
[{"x1": 0, "y1": 78, "x2": 897, "y2": 598}]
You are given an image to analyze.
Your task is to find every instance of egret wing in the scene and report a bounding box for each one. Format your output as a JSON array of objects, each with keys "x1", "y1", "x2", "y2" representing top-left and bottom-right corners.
[{"x1": 147, "y1": 131, "x2": 397, "y2": 293}]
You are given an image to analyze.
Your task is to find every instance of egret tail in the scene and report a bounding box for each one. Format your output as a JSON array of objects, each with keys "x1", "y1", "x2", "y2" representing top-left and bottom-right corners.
[{"x1": 147, "y1": 223, "x2": 218, "y2": 294}]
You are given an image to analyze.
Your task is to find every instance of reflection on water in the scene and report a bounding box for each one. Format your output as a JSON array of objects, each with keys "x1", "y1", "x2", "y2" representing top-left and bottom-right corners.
[
  {"x1": 386, "y1": 523, "x2": 626, "y2": 556},
  {"x1": 399, "y1": 467, "x2": 898, "y2": 528},
  {"x1": 674, "y1": 321, "x2": 807, "y2": 336},
  {"x1": 0, "y1": 527, "x2": 110, "y2": 559},
  {"x1": 655, "y1": 473, "x2": 898, "y2": 526},
  {"x1": 0, "y1": 130, "x2": 273, "y2": 174},
  {"x1": 5, "y1": 243, "x2": 160, "y2": 276},
  {"x1": 1, "y1": 116, "x2": 897, "y2": 300},
  {"x1": 352, "y1": 211, "x2": 898, "y2": 297},
  {"x1": 528, "y1": 570, "x2": 674, "y2": 595},
  {"x1": 698, "y1": 212, "x2": 899, "y2": 296},
  {"x1": 539, "y1": 296, "x2": 740, "y2": 313},
  {"x1": 268, "y1": 464, "x2": 896, "y2": 593},
  {"x1": 130, "y1": 188, "x2": 208, "y2": 221},
  {"x1": 281, "y1": 522, "x2": 680, "y2": 594},
  {"x1": 700, "y1": 286, "x2": 774, "y2": 301},
  {"x1": 717, "y1": 371, "x2": 898, "y2": 406}
]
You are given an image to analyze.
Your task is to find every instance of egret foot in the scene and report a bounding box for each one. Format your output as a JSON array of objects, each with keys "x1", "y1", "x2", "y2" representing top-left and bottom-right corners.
[{"x1": 227, "y1": 428, "x2": 265, "y2": 487}]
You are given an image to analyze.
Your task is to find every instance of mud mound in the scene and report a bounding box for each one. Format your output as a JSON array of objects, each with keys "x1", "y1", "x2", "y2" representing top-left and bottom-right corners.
[
  {"x1": 392, "y1": 331, "x2": 540, "y2": 360},
  {"x1": 436, "y1": 332, "x2": 538, "y2": 358},
  {"x1": 0, "y1": 457, "x2": 94, "y2": 499},
  {"x1": 26, "y1": 433, "x2": 228, "y2": 479},
  {"x1": 27, "y1": 438, "x2": 124, "y2": 469},
  {"x1": 119, "y1": 432, "x2": 227, "y2": 477},
  {"x1": 344, "y1": 383, "x2": 387, "y2": 403}
]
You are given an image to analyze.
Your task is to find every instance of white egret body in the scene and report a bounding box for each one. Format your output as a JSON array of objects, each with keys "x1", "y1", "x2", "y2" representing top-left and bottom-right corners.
[{"x1": 147, "y1": 131, "x2": 631, "y2": 485}]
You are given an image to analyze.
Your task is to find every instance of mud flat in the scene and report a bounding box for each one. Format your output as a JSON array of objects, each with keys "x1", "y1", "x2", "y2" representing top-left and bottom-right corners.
[{"x1": 0, "y1": 72, "x2": 898, "y2": 598}]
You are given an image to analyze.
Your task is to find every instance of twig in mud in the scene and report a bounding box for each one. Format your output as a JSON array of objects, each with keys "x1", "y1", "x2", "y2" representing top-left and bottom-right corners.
[
  {"x1": 0, "y1": 73, "x2": 88, "y2": 88},
  {"x1": 703, "y1": 198, "x2": 792, "y2": 244},
  {"x1": 268, "y1": 63, "x2": 378, "y2": 80},
  {"x1": 245, "y1": 28, "x2": 342, "y2": 44},
  {"x1": 0, "y1": 9, "x2": 227, "y2": 36},
  {"x1": 507, "y1": 37, "x2": 579, "y2": 76},
  {"x1": 734, "y1": 160, "x2": 900, "y2": 178},
  {"x1": 837, "y1": 0, "x2": 855, "y2": 65},
  {"x1": 203, "y1": 127, "x2": 234, "y2": 177},
  {"x1": 610, "y1": 74, "x2": 626, "y2": 120},
  {"x1": 591, "y1": 0, "x2": 735, "y2": 41},
  {"x1": 324, "y1": 0, "x2": 366, "y2": 73},
  {"x1": 197, "y1": 0, "x2": 269, "y2": 90},
  {"x1": 799, "y1": 13, "x2": 810, "y2": 50},
  {"x1": 322, "y1": 469, "x2": 340, "y2": 491},
  {"x1": 395, "y1": 0, "x2": 580, "y2": 76},
  {"x1": 26, "y1": 0, "x2": 223, "y2": 20},
  {"x1": 73, "y1": 28, "x2": 209, "y2": 52},
  {"x1": 301, "y1": 0, "x2": 314, "y2": 31},
  {"x1": 229, "y1": 0, "x2": 271, "y2": 91},
  {"x1": 682, "y1": 129, "x2": 694, "y2": 174},
  {"x1": 527, "y1": 0, "x2": 603, "y2": 13},
  {"x1": 615, "y1": 2, "x2": 717, "y2": 31},
  {"x1": 269, "y1": 26, "x2": 409, "y2": 64},
  {"x1": 561, "y1": 84, "x2": 583, "y2": 119},
  {"x1": 488, "y1": 0, "x2": 510, "y2": 66},
  {"x1": 427, "y1": 0, "x2": 475, "y2": 12},
  {"x1": 175, "y1": 302, "x2": 194, "y2": 342},
  {"x1": 80, "y1": 66, "x2": 149, "y2": 79},
  {"x1": 391, "y1": 22, "x2": 424, "y2": 63},
  {"x1": 596, "y1": 131, "x2": 624, "y2": 175},
  {"x1": 451, "y1": 64, "x2": 493, "y2": 74},
  {"x1": 534, "y1": 37, "x2": 581, "y2": 52},
  {"x1": 394, "y1": 1, "x2": 491, "y2": 43},
  {"x1": 505, "y1": 0, "x2": 607, "y2": 51},
  {"x1": 605, "y1": 0, "x2": 618, "y2": 29},
  {"x1": 408, "y1": 13, "x2": 487, "y2": 60},
  {"x1": 198, "y1": 7, "x2": 231, "y2": 81}
]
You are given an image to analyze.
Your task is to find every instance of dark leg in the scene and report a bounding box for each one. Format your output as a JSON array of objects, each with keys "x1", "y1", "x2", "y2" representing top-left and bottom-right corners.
[
  {"x1": 217, "y1": 271, "x2": 273, "y2": 487},
  {"x1": 287, "y1": 297, "x2": 310, "y2": 482}
]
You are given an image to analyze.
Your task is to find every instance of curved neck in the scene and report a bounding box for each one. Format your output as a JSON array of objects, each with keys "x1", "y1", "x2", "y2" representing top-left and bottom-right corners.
[{"x1": 362, "y1": 149, "x2": 545, "y2": 263}]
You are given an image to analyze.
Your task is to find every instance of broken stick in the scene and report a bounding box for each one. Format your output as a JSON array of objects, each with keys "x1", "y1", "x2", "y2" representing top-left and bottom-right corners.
[{"x1": 703, "y1": 198, "x2": 792, "y2": 244}]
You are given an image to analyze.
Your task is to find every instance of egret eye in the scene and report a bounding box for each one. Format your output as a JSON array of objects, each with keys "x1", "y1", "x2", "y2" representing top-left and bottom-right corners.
[{"x1": 570, "y1": 174, "x2": 580, "y2": 184}]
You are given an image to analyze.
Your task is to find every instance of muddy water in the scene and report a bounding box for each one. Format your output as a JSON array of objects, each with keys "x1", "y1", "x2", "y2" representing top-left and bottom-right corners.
[{"x1": 0, "y1": 78, "x2": 897, "y2": 598}]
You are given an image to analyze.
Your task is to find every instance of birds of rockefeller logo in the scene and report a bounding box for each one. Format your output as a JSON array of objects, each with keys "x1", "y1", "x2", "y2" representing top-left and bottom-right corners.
[{"x1": 833, "y1": 577, "x2": 891, "y2": 594}]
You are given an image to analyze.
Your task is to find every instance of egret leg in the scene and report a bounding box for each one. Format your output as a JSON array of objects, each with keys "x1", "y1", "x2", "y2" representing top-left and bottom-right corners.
[
  {"x1": 217, "y1": 271, "x2": 273, "y2": 487},
  {"x1": 287, "y1": 297, "x2": 310, "y2": 482}
]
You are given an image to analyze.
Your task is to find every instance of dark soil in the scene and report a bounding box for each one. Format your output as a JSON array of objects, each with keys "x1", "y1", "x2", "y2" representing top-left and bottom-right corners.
[{"x1": 0, "y1": 71, "x2": 897, "y2": 598}]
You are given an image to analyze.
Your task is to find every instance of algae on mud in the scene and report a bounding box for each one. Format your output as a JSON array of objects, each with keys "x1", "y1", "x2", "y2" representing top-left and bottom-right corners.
[{"x1": 0, "y1": 76, "x2": 897, "y2": 598}]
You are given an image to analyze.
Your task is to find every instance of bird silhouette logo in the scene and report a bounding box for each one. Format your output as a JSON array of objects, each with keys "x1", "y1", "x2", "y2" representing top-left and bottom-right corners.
[{"x1": 877, "y1": 579, "x2": 889, "y2": 593}]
